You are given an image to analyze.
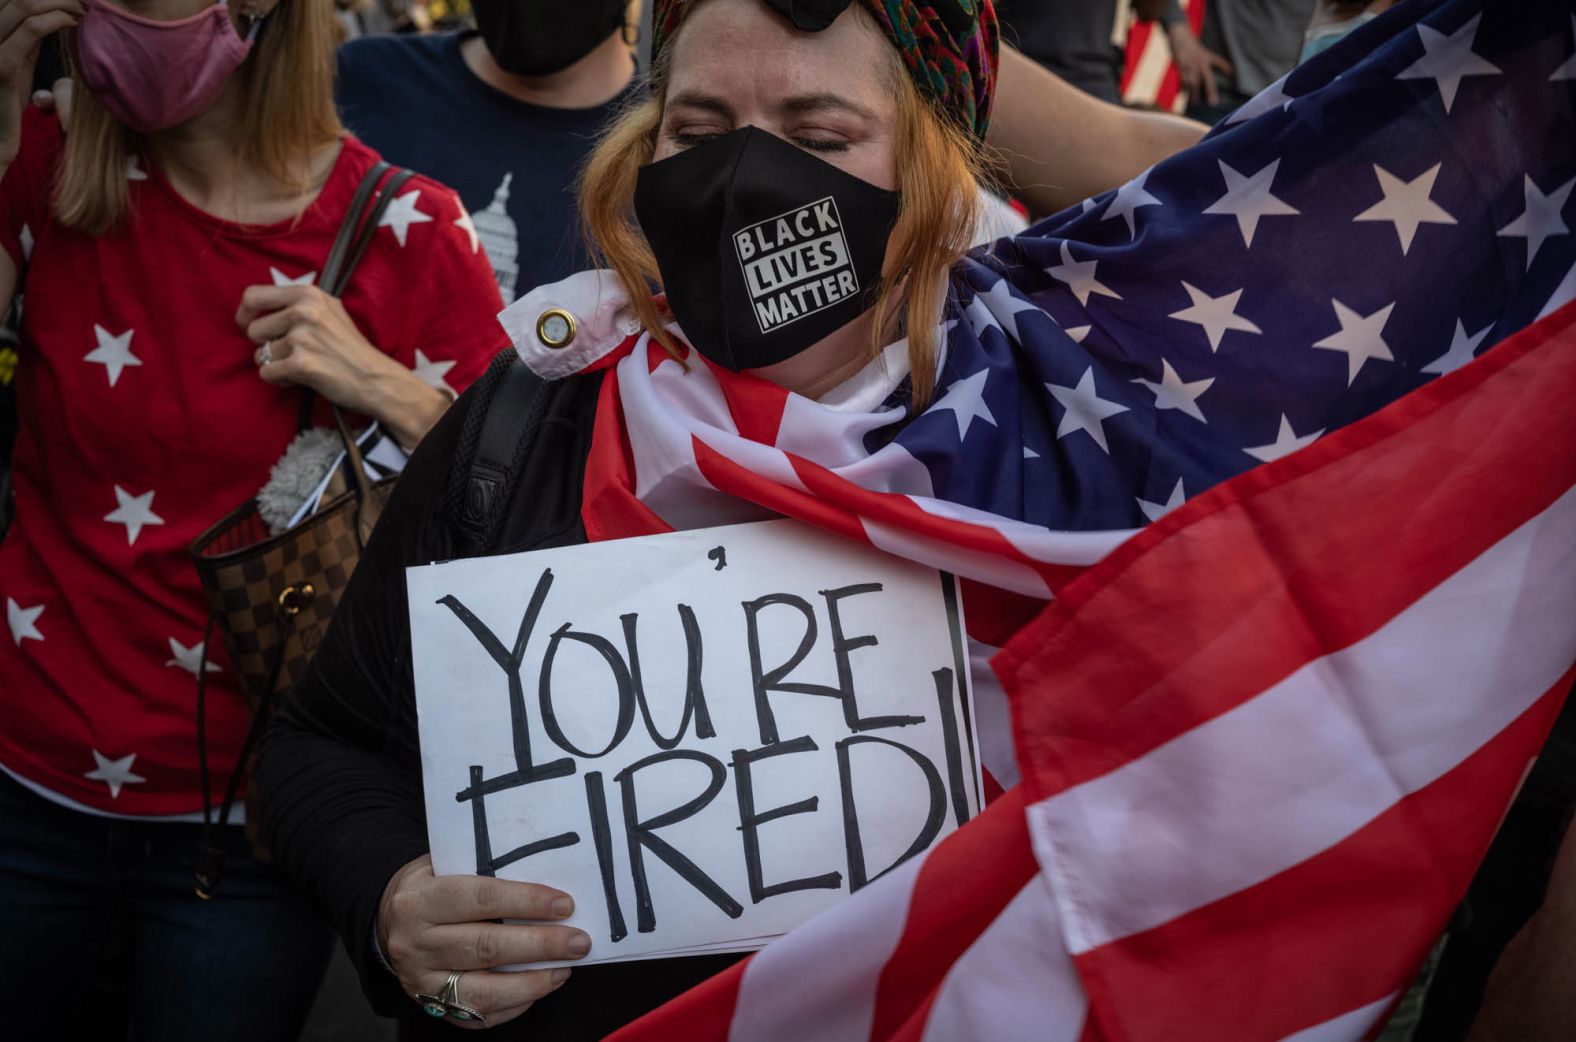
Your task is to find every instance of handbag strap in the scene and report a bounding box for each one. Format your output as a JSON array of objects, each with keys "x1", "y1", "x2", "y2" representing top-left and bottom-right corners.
[
  {"x1": 196, "y1": 162, "x2": 418, "y2": 897},
  {"x1": 321, "y1": 160, "x2": 391, "y2": 295},
  {"x1": 195, "y1": 606, "x2": 300, "y2": 898},
  {"x1": 294, "y1": 161, "x2": 418, "y2": 435},
  {"x1": 296, "y1": 161, "x2": 390, "y2": 433},
  {"x1": 327, "y1": 165, "x2": 419, "y2": 545}
]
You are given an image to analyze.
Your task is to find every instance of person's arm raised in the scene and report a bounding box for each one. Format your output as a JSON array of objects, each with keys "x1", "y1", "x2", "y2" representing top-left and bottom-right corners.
[
  {"x1": 0, "y1": 0, "x2": 83, "y2": 314},
  {"x1": 985, "y1": 45, "x2": 1208, "y2": 218}
]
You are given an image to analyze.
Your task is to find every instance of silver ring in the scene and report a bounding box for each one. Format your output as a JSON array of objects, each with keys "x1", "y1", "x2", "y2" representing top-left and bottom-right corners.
[
  {"x1": 257, "y1": 341, "x2": 274, "y2": 367},
  {"x1": 439, "y1": 970, "x2": 486, "y2": 1025}
]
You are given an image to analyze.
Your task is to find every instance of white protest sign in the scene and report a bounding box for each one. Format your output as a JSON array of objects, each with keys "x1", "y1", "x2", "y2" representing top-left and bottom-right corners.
[{"x1": 407, "y1": 519, "x2": 980, "y2": 966}]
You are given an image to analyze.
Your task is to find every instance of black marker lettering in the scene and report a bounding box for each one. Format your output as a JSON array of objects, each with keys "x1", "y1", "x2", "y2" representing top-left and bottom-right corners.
[
  {"x1": 932, "y1": 668, "x2": 972, "y2": 828},
  {"x1": 459, "y1": 765, "x2": 580, "y2": 877},
  {"x1": 836, "y1": 735, "x2": 947, "y2": 892},
  {"x1": 731, "y1": 736, "x2": 842, "y2": 903},
  {"x1": 821, "y1": 583, "x2": 925, "y2": 733},
  {"x1": 438, "y1": 569, "x2": 574, "y2": 783},
  {"x1": 615, "y1": 750, "x2": 743, "y2": 933},
  {"x1": 622, "y1": 607, "x2": 716, "y2": 750},
  {"x1": 539, "y1": 622, "x2": 636, "y2": 758},
  {"x1": 743, "y1": 592, "x2": 839, "y2": 745},
  {"x1": 583, "y1": 771, "x2": 628, "y2": 942}
]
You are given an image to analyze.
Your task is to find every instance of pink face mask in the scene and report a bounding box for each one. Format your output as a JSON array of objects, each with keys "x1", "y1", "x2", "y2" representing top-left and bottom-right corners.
[{"x1": 70, "y1": 0, "x2": 259, "y2": 134}]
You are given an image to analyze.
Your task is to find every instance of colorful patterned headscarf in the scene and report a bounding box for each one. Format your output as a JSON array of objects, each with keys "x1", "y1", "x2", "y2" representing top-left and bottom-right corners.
[{"x1": 651, "y1": 0, "x2": 999, "y2": 139}]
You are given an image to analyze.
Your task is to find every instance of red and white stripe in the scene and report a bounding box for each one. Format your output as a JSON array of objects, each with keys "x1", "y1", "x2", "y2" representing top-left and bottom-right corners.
[
  {"x1": 1121, "y1": 0, "x2": 1206, "y2": 113},
  {"x1": 602, "y1": 296, "x2": 1576, "y2": 1041},
  {"x1": 585, "y1": 337, "x2": 1130, "y2": 602}
]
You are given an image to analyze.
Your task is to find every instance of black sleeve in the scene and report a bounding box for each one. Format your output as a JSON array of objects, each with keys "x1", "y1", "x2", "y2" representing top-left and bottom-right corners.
[
  {"x1": 254, "y1": 359, "x2": 480, "y2": 1016},
  {"x1": 256, "y1": 359, "x2": 743, "y2": 1038}
]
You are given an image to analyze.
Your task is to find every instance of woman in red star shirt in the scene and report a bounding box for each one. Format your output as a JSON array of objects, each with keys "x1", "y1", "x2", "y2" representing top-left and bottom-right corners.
[{"x1": 0, "y1": 1, "x2": 507, "y2": 1038}]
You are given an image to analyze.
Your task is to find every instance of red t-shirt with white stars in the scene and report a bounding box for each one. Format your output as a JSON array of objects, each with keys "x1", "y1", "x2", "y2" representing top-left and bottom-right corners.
[{"x1": 0, "y1": 108, "x2": 507, "y2": 816}]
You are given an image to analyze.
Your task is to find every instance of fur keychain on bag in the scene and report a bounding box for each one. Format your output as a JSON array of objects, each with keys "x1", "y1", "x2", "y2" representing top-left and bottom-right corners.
[{"x1": 256, "y1": 428, "x2": 343, "y2": 535}]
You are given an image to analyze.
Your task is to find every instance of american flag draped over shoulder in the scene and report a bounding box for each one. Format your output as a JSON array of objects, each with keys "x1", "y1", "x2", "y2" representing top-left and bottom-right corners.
[{"x1": 509, "y1": 0, "x2": 1576, "y2": 1036}]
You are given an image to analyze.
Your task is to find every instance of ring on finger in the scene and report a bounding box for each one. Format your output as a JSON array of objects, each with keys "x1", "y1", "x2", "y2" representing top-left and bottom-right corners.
[
  {"x1": 412, "y1": 990, "x2": 448, "y2": 1019},
  {"x1": 257, "y1": 341, "x2": 274, "y2": 367},
  {"x1": 440, "y1": 970, "x2": 487, "y2": 1025}
]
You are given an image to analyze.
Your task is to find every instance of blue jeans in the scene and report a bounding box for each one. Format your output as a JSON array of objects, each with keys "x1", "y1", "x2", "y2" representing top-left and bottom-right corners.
[{"x1": 0, "y1": 770, "x2": 332, "y2": 1042}]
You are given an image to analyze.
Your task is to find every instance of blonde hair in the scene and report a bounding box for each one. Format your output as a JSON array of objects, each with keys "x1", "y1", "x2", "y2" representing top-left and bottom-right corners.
[
  {"x1": 579, "y1": 1, "x2": 990, "y2": 409},
  {"x1": 57, "y1": 0, "x2": 343, "y2": 234}
]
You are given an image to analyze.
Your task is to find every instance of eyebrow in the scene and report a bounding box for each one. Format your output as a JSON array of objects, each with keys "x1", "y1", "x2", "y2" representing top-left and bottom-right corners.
[
  {"x1": 778, "y1": 93, "x2": 878, "y2": 121},
  {"x1": 665, "y1": 90, "x2": 878, "y2": 123},
  {"x1": 666, "y1": 91, "x2": 736, "y2": 120}
]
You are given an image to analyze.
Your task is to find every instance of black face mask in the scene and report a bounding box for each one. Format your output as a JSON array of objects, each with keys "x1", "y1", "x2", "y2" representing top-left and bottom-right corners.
[
  {"x1": 633, "y1": 127, "x2": 902, "y2": 372},
  {"x1": 471, "y1": 0, "x2": 628, "y2": 77}
]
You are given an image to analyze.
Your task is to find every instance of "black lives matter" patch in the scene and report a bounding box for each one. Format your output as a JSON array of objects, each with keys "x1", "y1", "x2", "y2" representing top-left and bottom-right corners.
[{"x1": 733, "y1": 197, "x2": 862, "y2": 334}]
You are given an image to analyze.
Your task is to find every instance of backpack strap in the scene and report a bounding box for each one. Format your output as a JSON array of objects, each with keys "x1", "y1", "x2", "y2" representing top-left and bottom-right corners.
[{"x1": 454, "y1": 354, "x2": 547, "y2": 555}]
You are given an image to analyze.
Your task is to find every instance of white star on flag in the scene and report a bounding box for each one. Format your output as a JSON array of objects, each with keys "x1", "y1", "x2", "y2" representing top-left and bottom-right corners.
[
  {"x1": 1168, "y1": 281, "x2": 1262, "y2": 352},
  {"x1": 933, "y1": 369, "x2": 997, "y2": 440},
  {"x1": 1102, "y1": 170, "x2": 1162, "y2": 240},
  {"x1": 1396, "y1": 15, "x2": 1501, "y2": 113},
  {"x1": 1046, "y1": 368, "x2": 1129, "y2": 454},
  {"x1": 456, "y1": 208, "x2": 480, "y2": 254},
  {"x1": 104, "y1": 486, "x2": 166, "y2": 546},
  {"x1": 7, "y1": 598, "x2": 43, "y2": 645},
  {"x1": 19, "y1": 223, "x2": 32, "y2": 262},
  {"x1": 1496, "y1": 174, "x2": 1574, "y2": 271},
  {"x1": 127, "y1": 156, "x2": 149, "y2": 181},
  {"x1": 1137, "y1": 478, "x2": 1186, "y2": 522},
  {"x1": 1204, "y1": 159, "x2": 1300, "y2": 248},
  {"x1": 1353, "y1": 162, "x2": 1457, "y2": 254},
  {"x1": 1245, "y1": 415, "x2": 1324, "y2": 463},
  {"x1": 1421, "y1": 319, "x2": 1493, "y2": 375},
  {"x1": 1064, "y1": 325, "x2": 1091, "y2": 344},
  {"x1": 1132, "y1": 359, "x2": 1214, "y2": 423},
  {"x1": 1312, "y1": 299, "x2": 1396, "y2": 385},
  {"x1": 1023, "y1": 446, "x2": 1040, "y2": 459},
  {"x1": 379, "y1": 189, "x2": 434, "y2": 247},
  {"x1": 270, "y1": 267, "x2": 317, "y2": 287},
  {"x1": 411, "y1": 350, "x2": 458, "y2": 397},
  {"x1": 1047, "y1": 241, "x2": 1122, "y2": 307},
  {"x1": 83, "y1": 325, "x2": 141, "y2": 388},
  {"x1": 85, "y1": 750, "x2": 146, "y2": 799},
  {"x1": 972, "y1": 277, "x2": 1042, "y2": 342},
  {"x1": 166, "y1": 637, "x2": 221, "y2": 677},
  {"x1": 1553, "y1": 16, "x2": 1576, "y2": 81},
  {"x1": 1224, "y1": 74, "x2": 1295, "y2": 126},
  {"x1": 963, "y1": 293, "x2": 996, "y2": 339}
]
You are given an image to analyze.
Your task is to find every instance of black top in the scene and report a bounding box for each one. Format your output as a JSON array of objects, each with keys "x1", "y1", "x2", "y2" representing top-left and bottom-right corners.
[
  {"x1": 254, "y1": 355, "x2": 740, "y2": 1040},
  {"x1": 994, "y1": 0, "x2": 1128, "y2": 103},
  {"x1": 335, "y1": 31, "x2": 639, "y2": 302}
]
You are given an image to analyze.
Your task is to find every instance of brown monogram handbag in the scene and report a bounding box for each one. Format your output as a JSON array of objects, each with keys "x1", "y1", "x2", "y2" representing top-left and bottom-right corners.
[{"x1": 187, "y1": 161, "x2": 415, "y2": 897}]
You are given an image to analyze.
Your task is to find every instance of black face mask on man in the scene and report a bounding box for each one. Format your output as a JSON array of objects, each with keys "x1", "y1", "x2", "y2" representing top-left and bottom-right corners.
[
  {"x1": 471, "y1": 0, "x2": 629, "y2": 77},
  {"x1": 634, "y1": 127, "x2": 902, "y2": 372}
]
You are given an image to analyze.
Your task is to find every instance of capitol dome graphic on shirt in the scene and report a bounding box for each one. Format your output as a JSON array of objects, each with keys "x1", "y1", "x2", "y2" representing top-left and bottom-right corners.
[{"x1": 474, "y1": 173, "x2": 520, "y2": 300}]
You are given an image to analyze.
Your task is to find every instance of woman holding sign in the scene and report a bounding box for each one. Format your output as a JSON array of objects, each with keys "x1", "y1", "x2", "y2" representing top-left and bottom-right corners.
[{"x1": 255, "y1": 0, "x2": 1576, "y2": 1037}]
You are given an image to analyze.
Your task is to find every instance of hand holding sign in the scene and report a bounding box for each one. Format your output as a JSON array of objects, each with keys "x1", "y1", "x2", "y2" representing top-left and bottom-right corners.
[
  {"x1": 407, "y1": 520, "x2": 980, "y2": 967},
  {"x1": 376, "y1": 854, "x2": 583, "y2": 1029}
]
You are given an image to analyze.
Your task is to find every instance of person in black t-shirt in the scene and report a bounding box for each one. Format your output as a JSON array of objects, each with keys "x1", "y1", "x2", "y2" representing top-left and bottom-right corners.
[{"x1": 335, "y1": 2, "x2": 642, "y2": 304}]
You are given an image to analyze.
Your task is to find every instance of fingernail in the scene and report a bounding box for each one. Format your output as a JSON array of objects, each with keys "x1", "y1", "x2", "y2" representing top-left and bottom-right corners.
[
  {"x1": 551, "y1": 896, "x2": 573, "y2": 918},
  {"x1": 567, "y1": 932, "x2": 591, "y2": 957},
  {"x1": 551, "y1": 968, "x2": 572, "y2": 985}
]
